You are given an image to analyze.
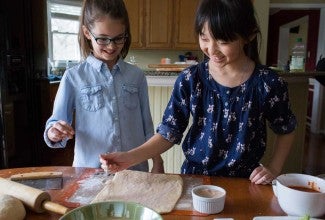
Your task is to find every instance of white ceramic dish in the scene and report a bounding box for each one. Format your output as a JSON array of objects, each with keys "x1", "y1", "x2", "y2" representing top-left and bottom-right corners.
[
  {"x1": 192, "y1": 185, "x2": 226, "y2": 214},
  {"x1": 253, "y1": 217, "x2": 323, "y2": 220},
  {"x1": 273, "y1": 173, "x2": 325, "y2": 217}
]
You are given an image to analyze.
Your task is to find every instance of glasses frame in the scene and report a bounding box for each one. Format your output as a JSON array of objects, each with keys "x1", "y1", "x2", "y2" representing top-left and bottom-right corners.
[{"x1": 88, "y1": 30, "x2": 128, "y2": 46}]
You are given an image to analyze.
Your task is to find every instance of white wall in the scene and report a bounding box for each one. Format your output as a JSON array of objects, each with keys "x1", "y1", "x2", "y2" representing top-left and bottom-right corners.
[{"x1": 254, "y1": 0, "x2": 270, "y2": 64}]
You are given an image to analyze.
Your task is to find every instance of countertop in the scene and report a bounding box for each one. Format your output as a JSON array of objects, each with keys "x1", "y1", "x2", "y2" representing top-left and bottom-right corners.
[
  {"x1": 0, "y1": 166, "x2": 289, "y2": 220},
  {"x1": 46, "y1": 71, "x2": 325, "y2": 86}
]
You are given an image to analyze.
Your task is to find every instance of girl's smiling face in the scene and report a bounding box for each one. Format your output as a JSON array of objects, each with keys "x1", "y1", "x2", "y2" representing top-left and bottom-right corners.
[
  {"x1": 83, "y1": 15, "x2": 126, "y2": 69},
  {"x1": 199, "y1": 22, "x2": 247, "y2": 69}
]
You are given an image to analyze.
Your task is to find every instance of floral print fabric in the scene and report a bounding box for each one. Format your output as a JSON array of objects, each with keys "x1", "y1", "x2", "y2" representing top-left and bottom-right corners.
[{"x1": 157, "y1": 62, "x2": 297, "y2": 177}]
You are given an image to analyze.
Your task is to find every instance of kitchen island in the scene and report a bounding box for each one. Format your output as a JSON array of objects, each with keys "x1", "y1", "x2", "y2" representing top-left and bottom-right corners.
[{"x1": 0, "y1": 166, "x2": 289, "y2": 220}]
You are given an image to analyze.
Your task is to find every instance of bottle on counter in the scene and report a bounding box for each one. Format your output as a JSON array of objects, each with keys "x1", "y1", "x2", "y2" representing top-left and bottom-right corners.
[{"x1": 289, "y1": 37, "x2": 306, "y2": 72}]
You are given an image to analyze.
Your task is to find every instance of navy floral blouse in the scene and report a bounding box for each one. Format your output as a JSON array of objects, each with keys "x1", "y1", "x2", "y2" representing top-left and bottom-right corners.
[{"x1": 157, "y1": 61, "x2": 297, "y2": 177}]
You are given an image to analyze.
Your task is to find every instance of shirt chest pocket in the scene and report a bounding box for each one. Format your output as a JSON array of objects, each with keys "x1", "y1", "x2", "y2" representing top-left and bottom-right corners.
[
  {"x1": 80, "y1": 85, "x2": 104, "y2": 112},
  {"x1": 122, "y1": 84, "x2": 139, "y2": 109}
]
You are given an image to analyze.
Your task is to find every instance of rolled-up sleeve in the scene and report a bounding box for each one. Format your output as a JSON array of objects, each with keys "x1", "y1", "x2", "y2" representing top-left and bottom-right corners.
[
  {"x1": 156, "y1": 72, "x2": 192, "y2": 144},
  {"x1": 43, "y1": 72, "x2": 75, "y2": 148},
  {"x1": 264, "y1": 77, "x2": 297, "y2": 134}
]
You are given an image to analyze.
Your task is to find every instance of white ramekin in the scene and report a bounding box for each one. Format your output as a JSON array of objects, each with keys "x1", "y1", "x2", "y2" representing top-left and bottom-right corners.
[{"x1": 192, "y1": 185, "x2": 226, "y2": 214}]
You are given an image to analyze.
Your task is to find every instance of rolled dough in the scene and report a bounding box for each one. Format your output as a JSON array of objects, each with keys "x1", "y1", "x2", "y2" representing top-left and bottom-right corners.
[
  {"x1": 91, "y1": 170, "x2": 183, "y2": 213},
  {"x1": 0, "y1": 193, "x2": 26, "y2": 220}
]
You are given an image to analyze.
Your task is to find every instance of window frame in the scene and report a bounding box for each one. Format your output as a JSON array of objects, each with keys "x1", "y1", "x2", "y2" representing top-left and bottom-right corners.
[{"x1": 47, "y1": 0, "x2": 82, "y2": 65}]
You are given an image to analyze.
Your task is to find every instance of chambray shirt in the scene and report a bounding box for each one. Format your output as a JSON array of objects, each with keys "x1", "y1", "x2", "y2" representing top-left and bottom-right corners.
[
  {"x1": 157, "y1": 61, "x2": 297, "y2": 177},
  {"x1": 44, "y1": 55, "x2": 154, "y2": 169}
]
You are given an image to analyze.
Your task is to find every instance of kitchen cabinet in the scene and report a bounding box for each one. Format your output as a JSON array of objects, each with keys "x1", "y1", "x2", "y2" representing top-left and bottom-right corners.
[
  {"x1": 145, "y1": 0, "x2": 173, "y2": 49},
  {"x1": 174, "y1": 0, "x2": 200, "y2": 50},
  {"x1": 124, "y1": 0, "x2": 144, "y2": 48},
  {"x1": 125, "y1": 0, "x2": 199, "y2": 50}
]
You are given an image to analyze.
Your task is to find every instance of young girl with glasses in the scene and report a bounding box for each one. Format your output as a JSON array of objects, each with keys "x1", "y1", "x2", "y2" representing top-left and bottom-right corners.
[
  {"x1": 44, "y1": 0, "x2": 164, "y2": 172},
  {"x1": 100, "y1": 0, "x2": 297, "y2": 184}
]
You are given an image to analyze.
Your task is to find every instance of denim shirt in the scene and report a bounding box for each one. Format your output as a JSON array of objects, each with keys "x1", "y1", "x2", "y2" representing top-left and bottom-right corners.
[
  {"x1": 44, "y1": 55, "x2": 154, "y2": 169},
  {"x1": 157, "y1": 62, "x2": 297, "y2": 177}
]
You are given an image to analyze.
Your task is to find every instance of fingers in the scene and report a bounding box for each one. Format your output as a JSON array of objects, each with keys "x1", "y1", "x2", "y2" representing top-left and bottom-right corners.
[
  {"x1": 53, "y1": 120, "x2": 75, "y2": 138},
  {"x1": 250, "y1": 164, "x2": 275, "y2": 185},
  {"x1": 48, "y1": 121, "x2": 75, "y2": 142},
  {"x1": 99, "y1": 154, "x2": 120, "y2": 174}
]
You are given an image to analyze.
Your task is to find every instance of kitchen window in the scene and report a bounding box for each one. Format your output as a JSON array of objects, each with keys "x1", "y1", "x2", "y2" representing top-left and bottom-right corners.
[{"x1": 47, "y1": 0, "x2": 82, "y2": 65}]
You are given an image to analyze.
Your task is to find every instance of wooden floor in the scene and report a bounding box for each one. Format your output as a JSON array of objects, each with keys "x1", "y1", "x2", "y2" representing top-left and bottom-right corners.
[{"x1": 303, "y1": 130, "x2": 325, "y2": 176}]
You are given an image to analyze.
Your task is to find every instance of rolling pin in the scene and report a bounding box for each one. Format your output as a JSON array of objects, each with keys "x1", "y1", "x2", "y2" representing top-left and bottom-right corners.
[{"x1": 0, "y1": 177, "x2": 69, "y2": 214}]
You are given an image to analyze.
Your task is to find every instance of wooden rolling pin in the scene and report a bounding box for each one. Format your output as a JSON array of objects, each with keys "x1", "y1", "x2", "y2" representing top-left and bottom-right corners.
[{"x1": 0, "y1": 177, "x2": 69, "y2": 214}]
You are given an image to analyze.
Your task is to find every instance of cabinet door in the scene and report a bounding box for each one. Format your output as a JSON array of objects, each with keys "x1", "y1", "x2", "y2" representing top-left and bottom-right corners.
[
  {"x1": 145, "y1": 0, "x2": 173, "y2": 49},
  {"x1": 124, "y1": 0, "x2": 144, "y2": 48},
  {"x1": 174, "y1": 0, "x2": 199, "y2": 50},
  {"x1": 2, "y1": 0, "x2": 29, "y2": 53}
]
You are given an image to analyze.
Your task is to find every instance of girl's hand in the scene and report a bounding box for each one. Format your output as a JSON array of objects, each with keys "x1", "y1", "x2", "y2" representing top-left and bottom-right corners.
[
  {"x1": 249, "y1": 164, "x2": 277, "y2": 185},
  {"x1": 47, "y1": 120, "x2": 75, "y2": 142},
  {"x1": 99, "y1": 152, "x2": 132, "y2": 173}
]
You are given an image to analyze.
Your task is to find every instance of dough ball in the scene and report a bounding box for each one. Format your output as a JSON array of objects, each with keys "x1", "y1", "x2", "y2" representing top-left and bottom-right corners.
[{"x1": 0, "y1": 193, "x2": 26, "y2": 220}]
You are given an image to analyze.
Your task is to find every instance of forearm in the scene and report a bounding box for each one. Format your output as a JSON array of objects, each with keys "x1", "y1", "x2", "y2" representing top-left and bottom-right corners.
[
  {"x1": 152, "y1": 155, "x2": 164, "y2": 164},
  {"x1": 129, "y1": 133, "x2": 173, "y2": 165},
  {"x1": 268, "y1": 131, "x2": 295, "y2": 175}
]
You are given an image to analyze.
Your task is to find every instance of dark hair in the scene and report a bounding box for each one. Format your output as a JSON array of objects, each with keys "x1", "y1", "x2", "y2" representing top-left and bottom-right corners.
[
  {"x1": 79, "y1": 0, "x2": 131, "y2": 59},
  {"x1": 195, "y1": 0, "x2": 261, "y2": 64}
]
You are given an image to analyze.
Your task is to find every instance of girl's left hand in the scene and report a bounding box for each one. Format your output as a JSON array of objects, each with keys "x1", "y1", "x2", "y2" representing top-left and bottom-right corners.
[{"x1": 249, "y1": 164, "x2": 276, "y2": 185}]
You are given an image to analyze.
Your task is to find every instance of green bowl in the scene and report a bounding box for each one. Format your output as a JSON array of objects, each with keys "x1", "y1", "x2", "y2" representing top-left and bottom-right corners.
[{"x1": 60, "y1": 201, "x2": 163, "y2": 220}]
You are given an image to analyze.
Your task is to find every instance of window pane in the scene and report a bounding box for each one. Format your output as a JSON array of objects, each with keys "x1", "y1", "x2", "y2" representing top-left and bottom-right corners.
[
  {"x1": 51, "y1": 18, "x2": 79, "y2": 33},
  {"x1": 50, "y1": 3, "x2": 81, "y2": 16},
  {"x1": 48, "y1": 1, "x2": 82, "y2": 63},
  {"x1": 53, "y1": 33, "x2": 80, "y2": 61}
]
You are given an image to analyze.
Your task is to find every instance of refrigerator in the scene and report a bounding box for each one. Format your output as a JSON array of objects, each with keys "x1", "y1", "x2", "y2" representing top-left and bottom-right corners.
[
  {"x1": 0, "y1": 82, "x2": 6, "y2": 168},
  {"x1": 0, "y1": 0, "x2": 40, "y2": 168},
  {"x1": 0, "y1": 53, "x2": 28, "y2": 168}
]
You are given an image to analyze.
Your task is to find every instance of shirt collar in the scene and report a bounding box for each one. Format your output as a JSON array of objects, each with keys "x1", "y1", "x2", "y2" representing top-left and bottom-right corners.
[{"x1": 86, "y1": 54, "x2": 124, "y2": 73}]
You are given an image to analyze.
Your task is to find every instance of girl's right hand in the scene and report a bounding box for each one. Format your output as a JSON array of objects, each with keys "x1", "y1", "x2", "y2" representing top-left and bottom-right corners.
[{"x1": 47, "y1": 120, "x2": 75, "y2": 142}]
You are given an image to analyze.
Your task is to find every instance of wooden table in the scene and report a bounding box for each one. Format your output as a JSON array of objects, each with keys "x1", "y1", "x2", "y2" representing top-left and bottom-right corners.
[{"x1": 0, "y1": 166, "x2": 287, "y2": 220}]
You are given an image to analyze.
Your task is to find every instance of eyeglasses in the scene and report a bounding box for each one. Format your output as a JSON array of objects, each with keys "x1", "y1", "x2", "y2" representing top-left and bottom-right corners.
[{"x1": 89, "y1": 30, "x2": 127, "y2": 45}]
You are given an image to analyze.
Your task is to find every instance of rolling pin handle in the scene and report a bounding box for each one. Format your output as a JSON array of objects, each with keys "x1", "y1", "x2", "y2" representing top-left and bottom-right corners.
[{"x1": 42, "y1": 200, "x2": 69, "y2": 215}]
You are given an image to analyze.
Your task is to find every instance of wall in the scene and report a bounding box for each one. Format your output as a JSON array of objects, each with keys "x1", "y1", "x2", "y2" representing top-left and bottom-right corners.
[
  {"x1": 254, "y1": 0, "x2": 270, "y2": 64},
  {"x1": 267, "y1": 10, "x2": 320, "y2": 70}
]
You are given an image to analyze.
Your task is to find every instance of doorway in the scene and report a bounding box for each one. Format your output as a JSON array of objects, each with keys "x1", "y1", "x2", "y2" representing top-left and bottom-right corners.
[
  {"x1": 267, "y1": 9, "x2": 319, "y2": 70},
  {"x1": 267, "y1": 4, "x2": 325, "y2": 134},
  {"x1": 277, "y1": 15, "x2": 309, "y2": 70}
]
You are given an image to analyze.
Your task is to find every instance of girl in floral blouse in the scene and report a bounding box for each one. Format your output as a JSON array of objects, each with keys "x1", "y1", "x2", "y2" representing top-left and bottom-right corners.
[{"x1": 100, "y1": 0, "x2": 297, "y2": 184}]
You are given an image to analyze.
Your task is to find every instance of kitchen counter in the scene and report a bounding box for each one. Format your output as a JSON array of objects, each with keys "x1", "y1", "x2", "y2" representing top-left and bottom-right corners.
[
  {"x1": 45, "y1": 70, "x2": 325, "y2": 86},
  {"x1": 145, "y1": 70, "x2": 325, "y2": 86},
  {"x1": 0, "y1": 166, "x2": 290, "y2": 220}
]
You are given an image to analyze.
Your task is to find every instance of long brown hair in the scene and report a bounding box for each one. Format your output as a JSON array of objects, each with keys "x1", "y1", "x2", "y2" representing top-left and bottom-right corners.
[{"x1": 78, "y1": 0, "x2": 131, "y2": 59}]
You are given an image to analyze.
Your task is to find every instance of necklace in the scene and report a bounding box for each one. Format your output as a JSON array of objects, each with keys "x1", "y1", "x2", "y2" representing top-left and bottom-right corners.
[{"x1": 209, "y1": 59, "x2": 254, "y2": 88}]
